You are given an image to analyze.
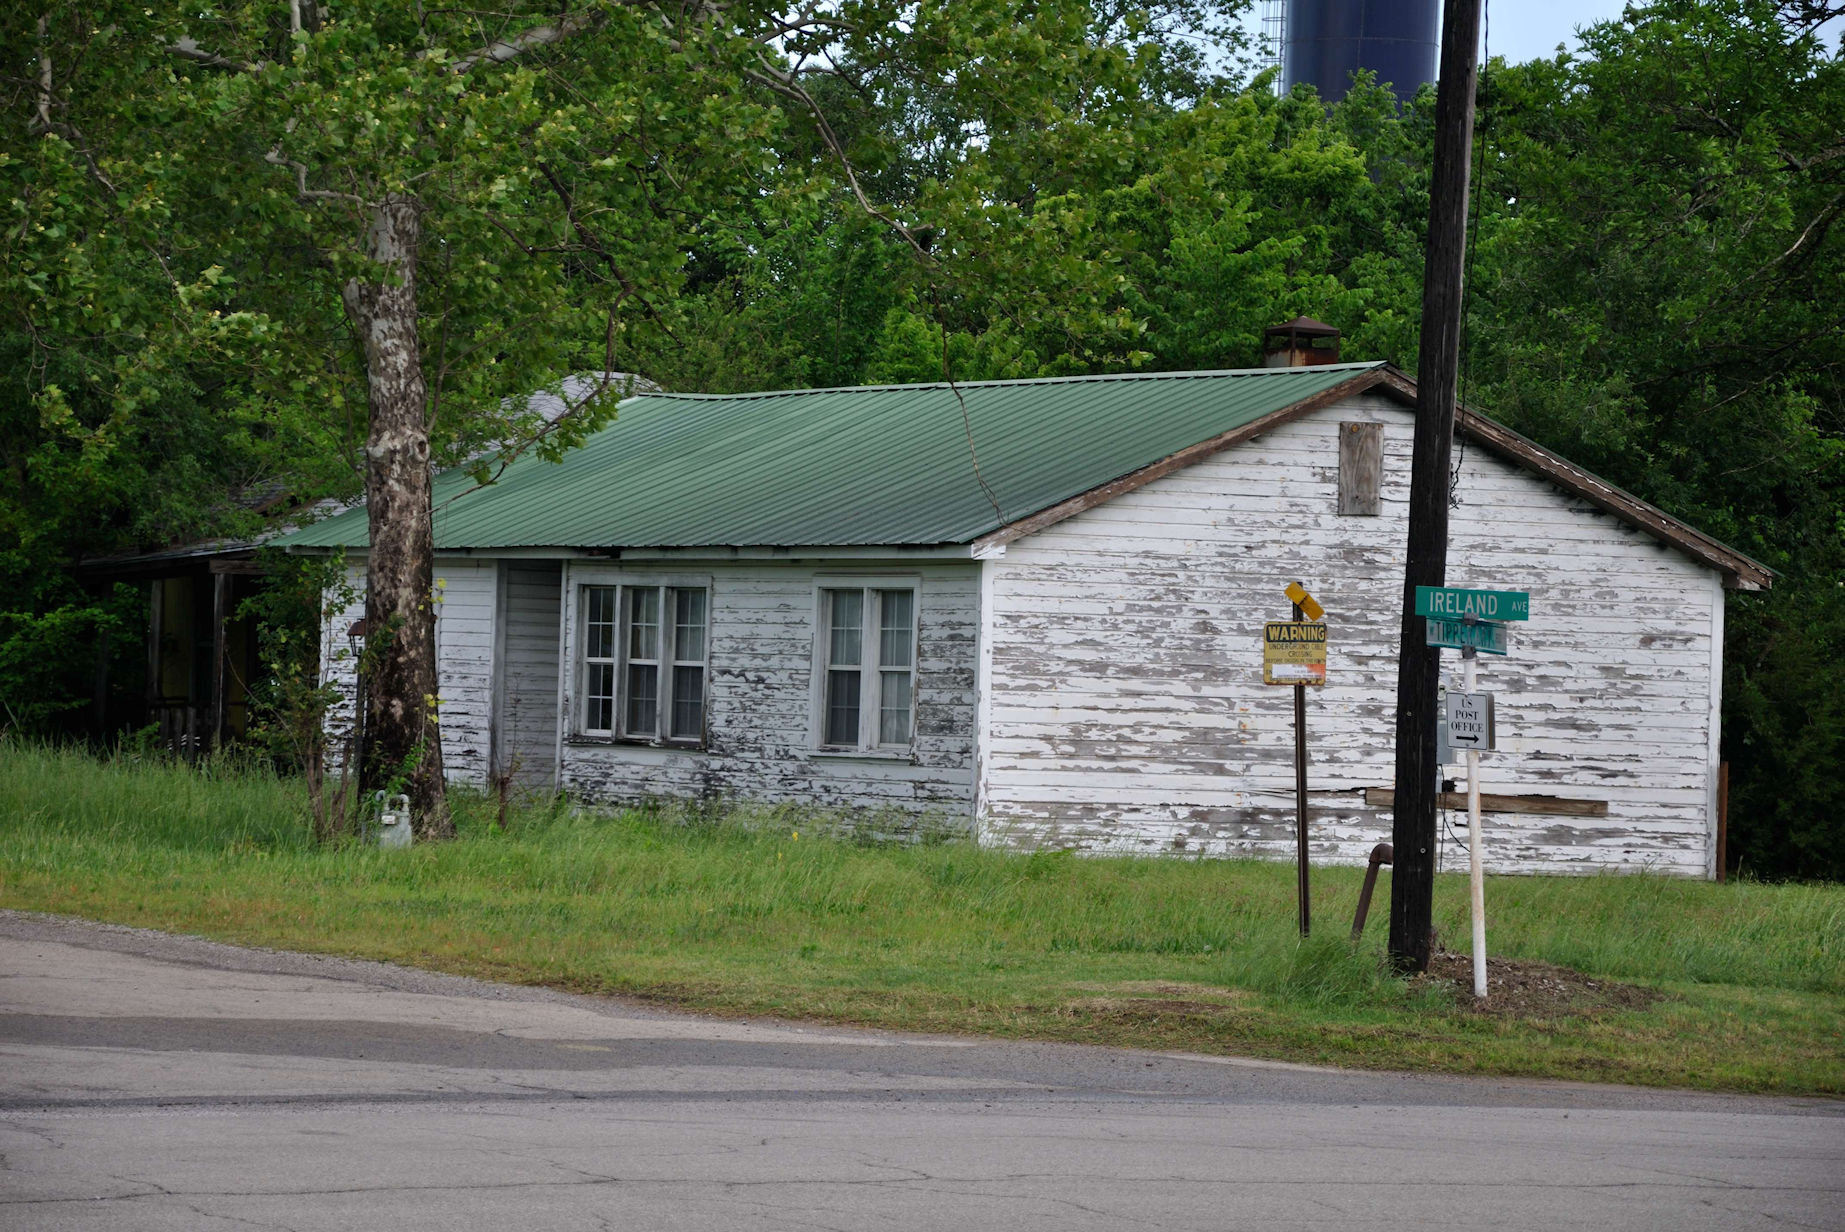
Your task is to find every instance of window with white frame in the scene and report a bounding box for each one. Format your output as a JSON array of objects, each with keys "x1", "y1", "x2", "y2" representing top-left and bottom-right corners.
[
  {"x1": 579, "y1": 584, "x2": 708, "y2": 744},
  {"x1": 817, "y1": 585, "x2": 916, "y2": 751}
]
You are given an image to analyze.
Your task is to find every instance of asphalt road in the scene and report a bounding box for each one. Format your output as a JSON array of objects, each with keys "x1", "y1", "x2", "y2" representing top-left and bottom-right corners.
[{"x1": 1, "y1": 910, "x2": 1839, "y2": 1231}]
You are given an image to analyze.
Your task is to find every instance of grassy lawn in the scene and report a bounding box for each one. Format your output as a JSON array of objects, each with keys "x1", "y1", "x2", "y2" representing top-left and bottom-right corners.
[{"x1": 0, "y1": 743, "x2": 1839, "y2": 1095}]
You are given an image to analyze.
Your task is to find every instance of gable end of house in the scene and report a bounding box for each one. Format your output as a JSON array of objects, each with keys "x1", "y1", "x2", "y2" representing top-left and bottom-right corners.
[{"x1": 971, "y1": 365, "x2": 1772, "y2": 591}]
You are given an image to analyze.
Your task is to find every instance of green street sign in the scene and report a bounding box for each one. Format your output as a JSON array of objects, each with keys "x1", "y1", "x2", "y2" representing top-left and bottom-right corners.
[
  {"x1": 1414, "y1": 586, "x2": 1530, "y2": 622},
  {"x1": 1425, "y1": 617, "x2": 1509, "y2": 656}
]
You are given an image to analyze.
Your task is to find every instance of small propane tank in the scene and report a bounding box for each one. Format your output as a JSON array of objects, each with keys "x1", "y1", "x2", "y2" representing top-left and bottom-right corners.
[{"x1": 375, "y1": 794, "x2": 413, "y2": 849}]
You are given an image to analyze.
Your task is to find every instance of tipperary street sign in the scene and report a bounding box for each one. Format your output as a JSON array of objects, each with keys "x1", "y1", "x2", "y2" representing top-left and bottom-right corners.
[
  {"x1": 1414, "y1": 586, "x2": 1530, "y2": 623},
  {"x1": 1425, "y1": 616, "x2": 1509, "y2": 656}
]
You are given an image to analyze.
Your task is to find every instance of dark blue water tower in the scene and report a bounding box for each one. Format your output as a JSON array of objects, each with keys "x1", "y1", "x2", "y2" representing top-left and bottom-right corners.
[{"x1": 1284, "y1": 0, "x2": 1440, "y2": 105}]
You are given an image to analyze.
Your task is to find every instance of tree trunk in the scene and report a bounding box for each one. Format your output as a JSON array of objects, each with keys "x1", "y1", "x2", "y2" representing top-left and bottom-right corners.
[{"x1": 343, "y1": 196, "x2": 451, "y2": 839}]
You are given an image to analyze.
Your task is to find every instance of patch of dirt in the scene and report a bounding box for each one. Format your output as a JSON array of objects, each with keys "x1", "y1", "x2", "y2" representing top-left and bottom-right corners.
[
  {"x1": 1068, "y1": 981, "x2": 1252, "y2": 1004},
  {"x1": 1417, "y1": 948, "x2": 1663, "y2": 1018},
  {"x1": 1061, "y1": 988, "x2": 1255, "y2": 1022}
]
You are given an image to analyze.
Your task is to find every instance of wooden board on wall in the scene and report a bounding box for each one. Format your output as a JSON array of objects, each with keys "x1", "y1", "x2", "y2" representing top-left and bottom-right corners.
[
  {"x1": 1338, "y1": 421, "x2": 1384, "y2": 516},
  {"x1": 1363, "y1": 788, "x2": 1609, "y2": 817}
]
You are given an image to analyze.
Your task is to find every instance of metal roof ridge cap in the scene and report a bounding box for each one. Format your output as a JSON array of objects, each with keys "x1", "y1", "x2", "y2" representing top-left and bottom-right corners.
[{"x1": 623, "y1": 362, "x2": 1389, "y2": 402}]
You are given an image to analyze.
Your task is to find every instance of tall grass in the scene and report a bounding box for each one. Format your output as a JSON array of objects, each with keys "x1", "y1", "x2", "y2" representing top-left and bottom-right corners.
[
  {"x1": 3, "y1": 741, "x2": 1836, "y2": 1004},
  {"x1": 0, "y1": 741, "x2": 308, "y2": 852},
  {"x1": 1452, "y1": 869, "x2": 1844, "y2": 994}
]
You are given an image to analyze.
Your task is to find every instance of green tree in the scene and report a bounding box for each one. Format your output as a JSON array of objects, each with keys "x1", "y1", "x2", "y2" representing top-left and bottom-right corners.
[
  {"x1": 1467, "y1": 0, "x2": 1845, "y2": 877},
  {"x1": 9, "y1": 0, "x2": 1255, "y2": 834}
]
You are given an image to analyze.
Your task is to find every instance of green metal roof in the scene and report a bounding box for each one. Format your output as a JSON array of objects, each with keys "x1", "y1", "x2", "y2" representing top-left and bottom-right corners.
[{"x1": 280, "y1": 363, "x2": 1386, "y2": 552}]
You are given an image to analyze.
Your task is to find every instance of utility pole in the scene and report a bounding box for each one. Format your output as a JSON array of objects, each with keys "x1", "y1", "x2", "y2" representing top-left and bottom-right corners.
[{"x1": 1389, "y1": 0, "x2": 1484, "y2": 973}]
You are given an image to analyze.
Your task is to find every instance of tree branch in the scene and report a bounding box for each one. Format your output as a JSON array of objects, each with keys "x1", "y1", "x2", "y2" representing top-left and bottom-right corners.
[
  {"x1": 32, "y1": 16, "x2": 52, "y2": 133},
  {"x1": 265, "y1": 145, "x2": 367, "y2": 204},
  {"x1": 443, "y1": 314, "x2": 631, "y2": 503},
  {"x1": 450, "y1": 11, "x2": 603, "y2": 74},
  {"x1": 167, "y1": 36, "x2": 258, "y2": 73},
  {"x1": 744, "y1": 55, "x2": 935, "y2": 263},
  {"x1": 532, "y1": 159, "x2": 672, "y2": 325}
]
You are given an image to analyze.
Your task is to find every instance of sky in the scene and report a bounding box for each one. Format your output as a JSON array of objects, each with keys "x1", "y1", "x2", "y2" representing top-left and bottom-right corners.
[
  {"x1": 1239, "y1": 1, "x2": 1843, "y2": 68},
  {"x1": 1468, "y1": 0, "x2": 1641, "y2": 62}
]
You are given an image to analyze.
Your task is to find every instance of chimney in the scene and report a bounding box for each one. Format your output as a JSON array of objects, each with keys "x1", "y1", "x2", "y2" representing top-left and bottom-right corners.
[{"x1": 1262, "y1": 316, "x2": 1341, "y2": 368}]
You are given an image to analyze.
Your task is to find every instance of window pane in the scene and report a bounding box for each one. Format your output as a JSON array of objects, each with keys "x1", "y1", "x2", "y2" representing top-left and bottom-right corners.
[
  {"x1": 878, "y1": 590, "x2": 913, "y2": 668},
  {"x1": 671, "y1": 665, "x2": 704, "y2": 739},
  {"x1": 827, "y1": 590, "x2": 862, "y2": 666},
  {"x1": 625, "y1": 663, "x2": 658, "y2": 735},
  {"x1": 629, "y1": 587, "x2": 659, "y2": 660},
  {"x1": 585, "y1": 586, "x2": 615, "y2": 660},
  {"x1": 586, "y1": 662, "x2": 614, "y2": 732},
  {"x1": 879, "y1": 670, "x2": 912, "y2": 744},
  {"x1": 825, "y1": 669, "x2": 860, "y2": 745},
  {"x1": 674, "y1": 589, "x2": 707, "y2": 662}
]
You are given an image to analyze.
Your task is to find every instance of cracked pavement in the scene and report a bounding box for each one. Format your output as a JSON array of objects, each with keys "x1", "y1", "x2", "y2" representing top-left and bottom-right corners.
[{"x1": 1, "y1": 910, "x2": 1840, "y2": 1230}]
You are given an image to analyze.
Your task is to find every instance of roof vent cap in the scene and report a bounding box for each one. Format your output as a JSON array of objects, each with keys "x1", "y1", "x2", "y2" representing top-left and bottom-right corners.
[{"x1": 1262, "y1": 316, "x2": 1341, "y2": 368}]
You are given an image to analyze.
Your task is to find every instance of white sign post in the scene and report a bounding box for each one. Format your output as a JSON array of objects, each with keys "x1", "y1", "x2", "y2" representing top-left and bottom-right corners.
[
  {"x1": 1458, "y1": 652, "x2": 1487, "y2": 1001},
  {"x1": 1424, "y1": 589, "x2": 1527, "y2": 1003}
]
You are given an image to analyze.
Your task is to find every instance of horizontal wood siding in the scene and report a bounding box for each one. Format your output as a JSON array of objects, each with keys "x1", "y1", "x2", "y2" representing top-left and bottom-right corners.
[
  {"x1": 432, "y1": 559, "x2": 496, "y2": 788},
  {"x1": 317, "y1": 556, "x2": 496, "y2": 789},
  {"x1": 980, "y1": 393, "x2": 1722, "y2": 876},
  {"x1": 317, "y1": 562, "x2": 367, "y2": 771},
  {"x1": 495, "y1": 560, "x2": 564, "y2": 792},
  {"x1": 558, "y1": 562, "x2": 977, "y2": 817}
]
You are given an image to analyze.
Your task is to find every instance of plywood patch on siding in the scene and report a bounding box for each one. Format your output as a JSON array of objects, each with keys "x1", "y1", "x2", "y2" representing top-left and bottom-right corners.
[{"x1": 1338, "y1": 421, "x2": 1383, "y2": 515}]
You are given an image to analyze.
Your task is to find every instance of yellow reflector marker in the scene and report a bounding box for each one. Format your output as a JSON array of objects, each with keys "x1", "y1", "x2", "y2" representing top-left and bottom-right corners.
[{"x1": 1284, "y1": 581, "x2": 1325, "y2": 622}]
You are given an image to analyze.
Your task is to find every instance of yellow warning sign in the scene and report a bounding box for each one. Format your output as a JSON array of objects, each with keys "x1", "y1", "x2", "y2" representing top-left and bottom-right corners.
[{"x1": 1264, "y1": 621, "x2": 1327, "y2": 686}]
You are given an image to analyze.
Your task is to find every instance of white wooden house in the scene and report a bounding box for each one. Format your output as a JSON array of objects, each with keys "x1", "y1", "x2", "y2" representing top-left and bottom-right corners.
[{"x1": 287, "y1": 359, "x2": 1769, "y2": 877}]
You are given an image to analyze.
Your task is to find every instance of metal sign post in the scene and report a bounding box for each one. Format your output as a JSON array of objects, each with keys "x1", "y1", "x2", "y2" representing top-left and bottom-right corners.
[
  {"x1": 1266, "y1": 583, "x2": 1326, "y2": 937},
  {"x1": 1293, "y1": 598, "x2": 1310, "y2": 938}
]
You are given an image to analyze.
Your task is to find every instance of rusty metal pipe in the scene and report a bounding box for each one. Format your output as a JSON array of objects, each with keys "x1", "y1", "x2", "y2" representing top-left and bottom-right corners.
[{"x1": 1351, "y1": 842, "x2": 1394, "y2": 942}]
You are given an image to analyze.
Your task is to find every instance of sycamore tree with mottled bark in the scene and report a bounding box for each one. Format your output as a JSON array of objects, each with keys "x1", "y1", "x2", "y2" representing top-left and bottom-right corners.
[{"x1": 8, "y1": 1, "x2": 1242, "y2": 836}]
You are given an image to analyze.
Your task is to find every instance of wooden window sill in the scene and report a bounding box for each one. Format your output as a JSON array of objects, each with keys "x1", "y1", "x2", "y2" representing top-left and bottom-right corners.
[{"x1": 566, "y1": 736, "x2": 706, "y2": 753}]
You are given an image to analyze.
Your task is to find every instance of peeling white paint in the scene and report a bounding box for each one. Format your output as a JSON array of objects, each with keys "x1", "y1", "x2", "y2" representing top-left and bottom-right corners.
[
  {"x1": 978, "y1": 394, "x2": 1724, "y2": 877},
  {"x1": 317, "y1": 393, "x2": 1730, "y2": 876},
  {"x1": 554, "y1": 561, "x2": 978, "y2": 813}
]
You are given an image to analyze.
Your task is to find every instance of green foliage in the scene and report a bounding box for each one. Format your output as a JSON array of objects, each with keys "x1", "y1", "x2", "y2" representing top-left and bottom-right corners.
[
  {"x1": 4, "y1": 2, "x2": 1841, "y2": 873},
  {"x1": 1462, "y1": 1, "x2": 1845, "y2": 879},
  {"x1": 0, "y1": 585, "x2": 138, "y2": 730},
  {"x1": 234, "y1": 550, "x2": 367, "y2": 841}
]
